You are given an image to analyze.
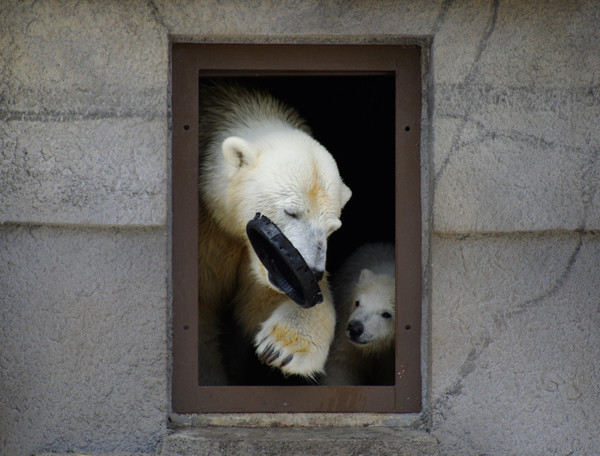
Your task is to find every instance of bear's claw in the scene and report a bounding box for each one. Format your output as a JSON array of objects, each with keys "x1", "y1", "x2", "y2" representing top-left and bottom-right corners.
[
  {"x1": 261, "y1": 344, "x2": 279, "y2": 365},
  {"x1": 279, "y1": 354, "x2": 294, "y2": 368},
  {"x1": 255, "y1": 327, "x2": 325, "y2": 379},
  {"x1": 257, "y1": 342, "x2": 294, "y2": 368},
  {"x1": 258, "y1": 343, "x2": 274, "y2": 363}
]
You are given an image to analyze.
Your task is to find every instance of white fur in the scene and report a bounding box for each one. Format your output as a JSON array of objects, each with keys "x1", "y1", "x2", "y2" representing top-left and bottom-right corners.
[
  {"x1": 254, "y1": 297, "x2": 336, "y2": 379},
  {"x1": 197, "y1": 81, "x2": 351, "y2": 383},
  {"x1": 346, "y1": 268, "x2": 395, "y2": 350},
  {"x1": 199, "y1": 84, "x2": 351, "y2": 291},
  {"x1": 324, "y1": 242, "x2": 396, "y2": 385}
]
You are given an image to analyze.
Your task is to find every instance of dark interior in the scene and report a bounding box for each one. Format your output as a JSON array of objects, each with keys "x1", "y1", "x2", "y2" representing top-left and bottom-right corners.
[{"x1": 200, "y1": 75, "x2": 397, "y2": 385}]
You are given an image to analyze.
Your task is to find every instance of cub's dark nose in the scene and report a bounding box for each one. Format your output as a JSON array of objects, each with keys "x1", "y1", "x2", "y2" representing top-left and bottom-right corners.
[
  {"x1": 312, "y1": 268, "x2": 324, "y2": 282},
  {"x1": 346, "y1": 320, "x2": 364, "y2": 340}
]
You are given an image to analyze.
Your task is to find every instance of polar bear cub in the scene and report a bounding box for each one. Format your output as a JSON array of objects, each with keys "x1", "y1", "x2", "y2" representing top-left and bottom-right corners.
[
  {"x1": 324, "y1": 242, "x2": 396, "y2": 385},
  {"x1": 196, "y1": 80, "x2": 352, "y2": 384}
]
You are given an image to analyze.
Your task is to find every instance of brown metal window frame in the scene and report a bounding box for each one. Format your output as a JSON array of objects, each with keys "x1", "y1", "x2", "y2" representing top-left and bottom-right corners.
[{"x1": 171, "y1": 43, "x2": 422, "y2": 413}]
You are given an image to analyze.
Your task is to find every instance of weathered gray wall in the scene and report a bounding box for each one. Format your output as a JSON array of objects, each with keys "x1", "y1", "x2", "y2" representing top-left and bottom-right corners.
[{"x1": 1, "y1": 1, "x2": 599, "y2": 455}]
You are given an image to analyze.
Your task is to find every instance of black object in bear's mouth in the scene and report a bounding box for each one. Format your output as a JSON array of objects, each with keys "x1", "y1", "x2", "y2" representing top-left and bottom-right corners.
[{"x1": 246, "y1": 213, "x2": 323, "y2": 309}]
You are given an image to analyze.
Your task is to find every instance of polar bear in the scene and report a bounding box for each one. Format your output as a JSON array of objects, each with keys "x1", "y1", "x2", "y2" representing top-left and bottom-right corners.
[
  {"x1": 196, "y1": 80, "x2": 352, "y2": 385},
  {"x1": 324, "y1": 242, "x2": 396, "y2": 385}
]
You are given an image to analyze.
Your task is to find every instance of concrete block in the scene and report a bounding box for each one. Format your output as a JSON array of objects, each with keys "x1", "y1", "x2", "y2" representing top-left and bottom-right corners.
[
  {"x1": 432, "y1": 1, "x2": 600, "y2": 88},
  {"x1": 1, "y1": 1, "x2": 169, "y2": 227},
  {"x1": 430, "y1": 0, "x2": 600, "y2": 233},
  {"x1": 432, "y1": 88, "x2": 600, "y2": 232},
  {"x1": 0, "y1": 225, "x2": 169, "y2": 456},
  {"x1": 36, "y1": 454, "x2": 151, "y2": 456},
  {"x1": 1, "y1": 1, "x2": 167, "y2": 119},
  {"x1": 153, "y1": 1, "x2": 439, "y2": 38},
  {"x1": 477, "y1": 1, "x2": 600, "y2": 87},
  {"x1": 160, "y1": 426, "x2": 440, "y2": 456},
  {"x1": 0, "y1": 119, "x2": 167, "y2": 226},
  {"x1": 430, "y1": 233, "x2": 600, "y2": 455},
  {"x1": 431, "y1": 0, "x2": 495, "y2": 85}
]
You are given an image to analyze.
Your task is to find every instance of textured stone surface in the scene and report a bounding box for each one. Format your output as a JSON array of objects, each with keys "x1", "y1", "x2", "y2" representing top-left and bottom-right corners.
[
  {"x1": 1, "y1": 1, "x2": 167, "y2": 117},
  {"x1": 432, "y1": 113, "x2": 600, "y2": 231},
  {"x1": 1, "y1": 0, "x2": 168, "y2": 226},
  {"x1": 159, "y1": 426, "x2": 440, "y2": 456},
  {"x1": 36, "y1": 454, "x2": 152, "y2": 456},
  {"x1": 154, "y1": 0, "x2": 441, "y2": 37},
  {"x1": 0, "y1": 119, "x2": 167, "y2": 226},
  {"x1": 476, "y1": 2, "x2": 600, "y2": 87},
  {"x1": 2, "y1": 0, "x2": 597, "y2": 231},
  {"x1": 1, "y1": 1, "x2": 600, "y2": 456},
  {"x1": 0, "y1": 225, "x2": 169, "y2": 455},
  {"x1": 33, "y1": 426, "x2": 440, "y2": 456},
  {"x1": 430, "y1": 0, "x2": 600, "y2": 233},
  {"x1": 430, "y1": 233, "x2": 600, "y2": 455}
]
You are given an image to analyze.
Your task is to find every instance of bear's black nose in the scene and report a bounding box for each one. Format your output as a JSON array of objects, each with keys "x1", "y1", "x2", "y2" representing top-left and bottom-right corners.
[
  {"x1": 312, "y1": 268, "x2": 324, "y2": 282},
  {"x1": 346, "y1": 320, "x2": 364, "y2": 340}
]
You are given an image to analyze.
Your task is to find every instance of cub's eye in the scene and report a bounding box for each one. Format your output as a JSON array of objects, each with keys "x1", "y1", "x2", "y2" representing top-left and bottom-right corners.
[
  {"x1": 284, "y1": 209, "x2": 298, "y2": 219},
  {"x1": 381, "y1": 312, "x2": 392, "y2": 319},
  {"x1": 355, "y1": 301, "x2": 360, "y2": 308}
]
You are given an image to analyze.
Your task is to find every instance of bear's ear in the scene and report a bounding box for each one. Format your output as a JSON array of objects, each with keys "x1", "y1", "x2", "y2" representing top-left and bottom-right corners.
[
  {"x1": 359, "y1": 268, "x2": 374, "y2": 283},
  {"x1": 340, "y1": 183, "x2": 352, "y2": 208},
  {"x1": 222, "y1": 136, "x2": 257, "y2": 169}
]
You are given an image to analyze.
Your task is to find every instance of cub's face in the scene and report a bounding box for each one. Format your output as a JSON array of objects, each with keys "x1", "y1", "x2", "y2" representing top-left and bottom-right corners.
[
  {"x1": 221, "y1": 132, "x2": 352, "y2": 293},
  {"x1": 345, "y1": 269, "x2": 396, "y2": 352}
]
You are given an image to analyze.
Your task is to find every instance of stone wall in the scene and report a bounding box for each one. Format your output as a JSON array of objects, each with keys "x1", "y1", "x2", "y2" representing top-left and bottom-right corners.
[{"x1": 1, "y1": 1, "x2": 598, "y2": 455}]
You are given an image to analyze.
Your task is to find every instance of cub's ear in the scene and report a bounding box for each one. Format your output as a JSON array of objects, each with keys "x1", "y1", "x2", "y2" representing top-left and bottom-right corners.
[
  {"x1": 358, "y1": 268, "x2": 375, "y2": 283},
  {"x1": 222, "y1": 136, "x2": 257, "y2": 169},
  {"x1": 340, "y1": 183, "x2": 352, "y2": 208}
]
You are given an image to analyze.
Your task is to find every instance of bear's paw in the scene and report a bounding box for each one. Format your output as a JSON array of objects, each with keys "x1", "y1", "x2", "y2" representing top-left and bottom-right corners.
[{"x1": 254, "y1": 300, "x2": 335, "y2": 380}]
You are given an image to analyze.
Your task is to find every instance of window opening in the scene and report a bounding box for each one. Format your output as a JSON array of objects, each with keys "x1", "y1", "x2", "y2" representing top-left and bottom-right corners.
[{"x1": 172, "y1": 43, "x2": 422, "y2": 413}]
